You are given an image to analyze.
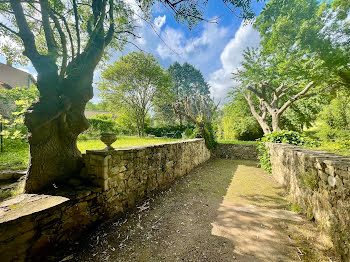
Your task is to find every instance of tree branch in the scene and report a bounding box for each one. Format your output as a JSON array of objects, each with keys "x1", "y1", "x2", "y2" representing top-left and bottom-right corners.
[
  {"x1": 0, "y1": 22, "x2": 19, "y2": 36},
  {"x1": 105, "y1": 0, "x2": 114, "y2": 45},
  {"x1": 52, "y1": 8, "x2": 75, "y2": 58},
  {"x1": 10, "y1": 0, "x2": 41, "y2": 66},
  {"x1": 72, "y1": 0, "x2": 81, "y2": 55},
  {"x1": 278, "y1": 81, "x2": 314, "y2": 115},
  {"x1": 244, "y1": 92, "x2": 271, "y2": 133},
  {"x1": 46, "y1": 6, "x2": 67, "y2": 80},
  {"x1": 40, "y1": 0, "x2": 58, "y2": 58}
]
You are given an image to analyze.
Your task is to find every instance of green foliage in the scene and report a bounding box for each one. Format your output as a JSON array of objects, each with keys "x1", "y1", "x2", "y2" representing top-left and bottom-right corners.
[
  {"x1": 184, "y1": 127, "x2": 194, "y2": 138},
  {"x1": 190, "y1": 120, "x2": 217, "y2": 150},
  {"x1": 81, "y1": 114, "x2": 118, "y2": 140},
  {"x1": 146, "y1": 125, "x2": 194, "y2": 138},
  {"x1": 88, "y1": 118, "x2": 118, "y2": 133},
  {"x1": 99, "y1": 51, "x2": 173, "y2": 137},
  {"x1": 290, "y1": 204, "x2": 302, "y2": 214},
  {"x1": 85, "y1": 101, "x2": 109, "y2": 111},
  {"x1": 255, "y1": 0, "x2": 350, "y2": 90},
  {"x1": 202, "y1": 120, "x2": 218, "y2": 150},
  {"x1": 0, "y1": 85, "x2": 38, "y2": 139},
  {"x1": 168, "y1": 62, "x2": 210, "y2": 97},
  {"x1": 316, "y1": 93, "x2": 350, "y2": 142},
  {"x1": 233, "y1": 47, "x2": 323, "y2": 132},
  {"x1": 221, "y1": 93, "x2": 263, "y2": 141},
  {"x1": 300, "y1": 171, "x2": 319, "y2": 190},
  {"x1": 257, "y1": 131, "x2": 319, "y2": 173},
  {"x1": 115, "y1": 108, "x2": 138, "y2": 135},
  {"x1": 154, "y1": 62, "x2": 211, "y2": 125},
  {"x1": 0, "y1": 139, "x2": 29, "y2": 170}
]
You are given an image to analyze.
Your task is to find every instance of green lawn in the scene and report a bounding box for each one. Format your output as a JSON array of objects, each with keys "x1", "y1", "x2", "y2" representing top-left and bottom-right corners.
[
  {"x1": 314, "y1": 142, "x2": 350, "y2": 157},
  {"x1": 0, "y1": 139, "x2": 29, "y2": 170},
  {"x1": 77, "y1": 136, "x2": 180, "y2": 153},
  {"x1": 0, "y1": 136, "x2": 180, "y2": 171}
]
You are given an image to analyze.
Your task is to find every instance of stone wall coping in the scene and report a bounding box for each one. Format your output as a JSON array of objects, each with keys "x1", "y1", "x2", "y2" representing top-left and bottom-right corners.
[
  {"x1": 266, "y1": 142, "x2": 350, "y2": 165},
  {"x1": 0, "y1": 194, "x2": 69, "y2": 223},
  {"x1": 86, "y1": 138, "x2": 204, "y2": 155}
]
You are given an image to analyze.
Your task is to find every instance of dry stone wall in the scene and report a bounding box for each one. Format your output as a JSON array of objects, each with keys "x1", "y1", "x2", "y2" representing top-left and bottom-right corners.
[
  {"x1": 0, "y1": 139, "x2": 210, "y2": 262},
  {"x1": 212, "y1": 143, "x2": 258, "y2": 160},
  {"x1": 267, "y1": 143, "x2": 350, "y2": 261},
  {"x1": 82, "y1": 138, "x2": 211, "y2": 217}
]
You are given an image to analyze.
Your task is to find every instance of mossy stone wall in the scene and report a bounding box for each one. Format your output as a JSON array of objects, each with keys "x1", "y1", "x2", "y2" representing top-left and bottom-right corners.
[{"x1": 267, "y1": 143, "x2": 350, "y2": 261}]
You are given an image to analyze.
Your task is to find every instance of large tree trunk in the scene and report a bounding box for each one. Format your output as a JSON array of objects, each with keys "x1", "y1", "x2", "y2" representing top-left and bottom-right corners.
[
  {"x1": 24, "y1": 74, "x2": 93, "y2": 193},
  {"x1": 271, "y1": 113, "x2": 281, "y2": 132},
  {"x1": 140, "y1": 118, "x2": 145, "y2": 137}
]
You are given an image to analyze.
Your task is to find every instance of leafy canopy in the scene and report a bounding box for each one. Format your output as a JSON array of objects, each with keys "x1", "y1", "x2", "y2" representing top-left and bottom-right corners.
[
  {"x1": 99, "y1": 51, "x2": 172, "y2": 136},
  {"x1": 255, "y1": 0, "x2": 350, "y2": 90}
]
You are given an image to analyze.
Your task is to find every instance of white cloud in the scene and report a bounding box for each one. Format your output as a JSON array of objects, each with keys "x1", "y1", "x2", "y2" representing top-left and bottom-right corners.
[
  {"x1": 156, "y1": 22, "x2": 229, "y2": 63},
  {"x1": 154, "y1": 15, "x2": 166, "y2": 31},
  {"x1": 208, "y1": 22, "x2": 260, "y2": 101}
]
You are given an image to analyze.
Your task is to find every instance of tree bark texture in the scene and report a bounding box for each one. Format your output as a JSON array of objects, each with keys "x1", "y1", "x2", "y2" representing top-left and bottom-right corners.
[
  {"x1": 24, "y1": 74, "x2": 93, "y2": 193},
  {"x1": 8, "y1": 0, "x2": 114, "y2": 193}
]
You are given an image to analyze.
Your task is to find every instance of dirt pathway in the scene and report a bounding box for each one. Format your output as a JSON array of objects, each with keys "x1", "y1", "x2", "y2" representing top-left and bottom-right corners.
[{"x1": 60, "y1": 159, "x2": 338, "y2": 262}]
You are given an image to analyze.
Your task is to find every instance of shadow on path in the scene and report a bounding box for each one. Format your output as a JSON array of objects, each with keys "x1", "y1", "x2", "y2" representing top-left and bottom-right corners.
[{"x1": 58, "y1": 159, "x2": 338, "y2": 262}]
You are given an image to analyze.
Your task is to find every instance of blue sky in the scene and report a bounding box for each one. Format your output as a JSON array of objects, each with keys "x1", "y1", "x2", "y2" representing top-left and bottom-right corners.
[{"x1": 0, "y1": 0, "x2": 265, "y2": 103}]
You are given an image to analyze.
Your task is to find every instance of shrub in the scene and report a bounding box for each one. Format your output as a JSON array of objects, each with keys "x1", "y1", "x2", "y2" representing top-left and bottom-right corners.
[
  {"x1": 257, "y1": 130, "x2": 319, "y2": 173},
  {"x1": 88, "y1": 118, "x2": 118, "y2": 133},
  {"x1": 190, "y1": 120, "x2": 217, "y2": 150},
  {"x1": 316, "y1": 95, "x2": 350, "y2": 142},
  {"x1": 0, "y1": 85, "x2": 39, "y2": 139},
  {"x1": 146, "y1": 125, "x2": 194, "y2": 138},
  {"x1": 220, "y1": 95, "x2": 263, "y2": 141},
  {"x1": 80, "y1": 117, "x2": 118, "y2": 139},
  {"x1": 184, "y1": 127, "x2": 194, "y2": 138}
]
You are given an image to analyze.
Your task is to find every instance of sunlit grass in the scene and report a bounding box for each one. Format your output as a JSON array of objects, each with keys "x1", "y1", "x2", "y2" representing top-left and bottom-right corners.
[
  {"x1": 0, "y1": 136, "x2": 182, "y2": 170},
  {"x1": 314, "y1": 141, "x2": 350, "y2": 157},
  {"x1": 77, "y1": 136, "x2": 180, "y2": 153},
  {"x1": 0, "y1": 139, "x2": 29, "y2": 170}
]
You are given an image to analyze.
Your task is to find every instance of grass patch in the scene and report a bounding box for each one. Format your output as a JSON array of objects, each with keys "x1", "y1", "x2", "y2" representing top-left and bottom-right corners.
[
  {"x1": 314, "y1": 141, "x2": 350, "y2": 157},
  {"x1": 0, "y1": 139, "x2": 29, "y2": 170},
  {"x1": 218, "y1": 140, "x2": 257, "y2": 145},
  {"x1": 290, "y1": 204, "x2": 302, "y2": 214},
  {"x1": 77, "y1": 136, "x2": 180, "y2": 153},
  {"x1": 0, "y1": 136, "x2": 181, "y2": 170}
]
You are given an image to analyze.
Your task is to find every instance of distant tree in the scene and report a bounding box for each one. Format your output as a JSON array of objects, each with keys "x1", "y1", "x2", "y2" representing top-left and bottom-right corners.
[
  {"x1": 316, "y1": 92, "x2": 350, "y2": 141},
  {"x1": 173, "y1": 94, "x2": 219, "y2": 149},
  {"x1": 220, "y1": 92, "x2": 263, "y2": 141},
  {"x1": 234, "y1": 48, "x2": 318, "y2": 134},
  {"x1": 99, "y1": 52, "x2": 172, "y2": 137},
  {"x1": 85, "y1": 101, "x2": 109, "y2": 111},
  {"x1": 154, "y1": 62, "x2": 210, "y2": 126}
]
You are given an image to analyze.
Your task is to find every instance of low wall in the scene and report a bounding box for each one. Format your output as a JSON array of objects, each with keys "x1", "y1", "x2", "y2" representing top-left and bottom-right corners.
[
  {"x1": 267, "y1": 143, "x2": 350, "y2": 261},
  {"x1": 212, "y1": 143, "x2": 258, "y2": 160},
  {"x1": 0, "y1": 139, "x2": 210, "y2": 262}
]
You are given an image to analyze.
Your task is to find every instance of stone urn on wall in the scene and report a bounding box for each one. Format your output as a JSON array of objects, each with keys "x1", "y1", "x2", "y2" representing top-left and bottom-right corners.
[{"x1": 100, "y1": 133, "x2": 117, "y2": 151}]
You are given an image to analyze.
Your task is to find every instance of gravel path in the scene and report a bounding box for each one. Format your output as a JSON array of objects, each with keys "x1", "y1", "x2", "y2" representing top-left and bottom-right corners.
[{"x1": 59, "y1": 159, "x2": 338, "y2": 262}]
